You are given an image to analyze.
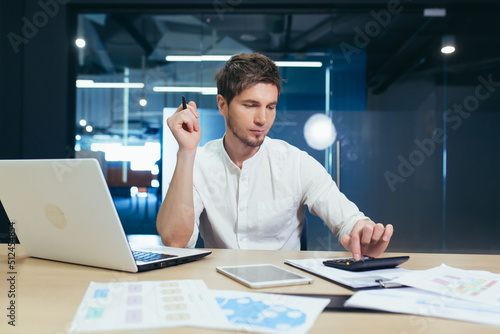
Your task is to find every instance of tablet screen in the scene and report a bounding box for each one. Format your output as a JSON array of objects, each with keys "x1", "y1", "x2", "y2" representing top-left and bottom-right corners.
[
  {"x1": 223, "y1": 264, "x2": 305, "y2": 282},
  {"x1": 216, "y1": 264, "x2": 313, "y2": 288}
]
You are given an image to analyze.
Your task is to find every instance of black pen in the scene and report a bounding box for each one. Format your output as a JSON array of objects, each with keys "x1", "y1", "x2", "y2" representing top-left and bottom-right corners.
[{"x1": 182, "y1": 96, "x2": 187, "y2": 109}]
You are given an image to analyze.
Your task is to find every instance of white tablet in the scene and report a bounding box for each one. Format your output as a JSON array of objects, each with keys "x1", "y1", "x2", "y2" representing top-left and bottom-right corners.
[{"x1": 216, "y1": 264, "x2": 313, "y2": 288}]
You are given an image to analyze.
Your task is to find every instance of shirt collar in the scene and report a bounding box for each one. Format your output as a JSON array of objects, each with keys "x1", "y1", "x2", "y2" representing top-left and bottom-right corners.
[{"x1": 219, "y1": 135, "x2": 269, "y2": 170}]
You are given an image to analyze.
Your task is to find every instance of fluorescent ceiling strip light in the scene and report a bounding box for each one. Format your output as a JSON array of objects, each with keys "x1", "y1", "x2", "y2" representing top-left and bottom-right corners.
[
  {"x1": 275, "y1": 61, "x2": 322, "y2": 67},
  {"x1": 200, "y1": 87, "x2": 218, "y2": 95},
  {"x1": 166, "y1": 55, "x2": 231, "y2": 62},
  {"x1": 424, "y1": 8, "x2": 446, "y2": 17},
  {"x1": 153, "y1": 86, "x2": 218, "y2": 95},
  {"x1": 76, "y1": 79, "x2": 94, "y2": 86},
  {"x1": 76, "y1": 80, "x2": 144, "y2": 88},
  {"x1": 166, "y1": 55, "x2": 322, "y2": 67}
]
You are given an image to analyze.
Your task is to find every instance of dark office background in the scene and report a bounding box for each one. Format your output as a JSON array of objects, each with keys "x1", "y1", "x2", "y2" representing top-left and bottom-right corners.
[{"x1": 1, "y1": 0, "x2": 499, "y2": 254}]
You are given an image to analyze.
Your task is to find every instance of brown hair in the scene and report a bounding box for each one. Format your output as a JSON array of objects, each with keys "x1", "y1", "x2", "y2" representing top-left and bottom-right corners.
[{"x1": 215, "y1": 53, "x2": 283, "y2": 106}]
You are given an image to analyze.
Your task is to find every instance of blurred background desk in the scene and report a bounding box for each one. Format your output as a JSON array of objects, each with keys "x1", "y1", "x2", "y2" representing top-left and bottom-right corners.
[{"x1": 1, "y1": 246, "x2": 499, "y2": 334}]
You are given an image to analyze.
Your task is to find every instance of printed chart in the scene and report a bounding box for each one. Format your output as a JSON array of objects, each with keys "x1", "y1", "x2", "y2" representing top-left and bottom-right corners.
[
  {"x1": 395, "y1": 264, "x2": 500, "y2": 306},
  {"x1": 69, "y1": 280, "x2": 226, "y2": 332},
  {"x1": 69, "y1": 280, "x2": 329, "y2": 333},
  {"x1": 213, "y1": 290, "x2": 329, "y2": 334},
  {"x1": 432, "y1": 274, "x2": 497, "y2": 298},
  {"x1": 345, "y1": 287, "x2": 500, "y2": 327}
]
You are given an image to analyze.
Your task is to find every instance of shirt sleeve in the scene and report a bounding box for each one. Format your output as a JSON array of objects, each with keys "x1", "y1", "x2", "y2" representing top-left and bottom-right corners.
[
  {"x1": 185, "y1": 186, "x2": 204, "y2": 248},
  {"x1": 299, "y1": 151, "x2": 368, "y2": 243}
]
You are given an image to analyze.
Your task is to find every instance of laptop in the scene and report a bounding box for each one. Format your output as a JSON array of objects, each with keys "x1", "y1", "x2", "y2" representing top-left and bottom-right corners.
[{"x1": 0, "y1": 158, "x2": 211, "y2": 272}]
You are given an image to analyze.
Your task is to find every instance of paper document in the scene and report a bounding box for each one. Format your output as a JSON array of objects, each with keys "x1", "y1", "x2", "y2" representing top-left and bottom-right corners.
[
  {"x1": 69, "y1": 279, "x2": 329, "y2": 333},
  {"x1": 68, "y1": 280, "x2": 226, "y2": 332},
  {"x1": 345, "y1": 287, "x2": 500, "y2": 327},
  {"x1": 212, "y1": 290, "x2": 329, "y2": 334},
  {"x1": 285, "y1": 258, "x2": 408, "y2": 289},
  {"x1": 394, "y1": 264, "x2": 500, "y2": 306}
]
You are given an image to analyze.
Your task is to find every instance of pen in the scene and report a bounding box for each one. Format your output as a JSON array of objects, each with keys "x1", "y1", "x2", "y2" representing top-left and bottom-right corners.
[{"x1": 182, "y1": 96, "x2": 187, "y2": 109}]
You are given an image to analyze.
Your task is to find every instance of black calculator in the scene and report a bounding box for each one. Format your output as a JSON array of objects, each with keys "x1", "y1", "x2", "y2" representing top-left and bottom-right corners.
[{"x1": 323, "y1": 256, "x2": 409, "y2": 272}]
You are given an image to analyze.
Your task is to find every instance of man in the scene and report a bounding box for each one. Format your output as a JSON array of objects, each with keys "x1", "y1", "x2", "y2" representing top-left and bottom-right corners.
[{"x1": 157, "y1": 53, "x2": 393, "y2": 260}]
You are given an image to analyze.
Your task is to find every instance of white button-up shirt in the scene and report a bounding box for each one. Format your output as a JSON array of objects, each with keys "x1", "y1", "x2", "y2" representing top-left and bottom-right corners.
[{"x1": 187, "y1": 136, "x2": 367, "y2": 250}]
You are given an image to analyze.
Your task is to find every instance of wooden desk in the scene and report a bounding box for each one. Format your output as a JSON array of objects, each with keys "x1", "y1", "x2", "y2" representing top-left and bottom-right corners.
[{"x1": 1, "y1": 246, "x2": 499, "y2": 334}]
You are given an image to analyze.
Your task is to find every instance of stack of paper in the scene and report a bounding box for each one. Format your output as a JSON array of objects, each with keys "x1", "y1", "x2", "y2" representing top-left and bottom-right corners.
[
  {"x1": 285, "y1": 258, "x2": 408, "y2": 289},
  {"x1": 345, "y1": 264, "x2": 500, "y2": 327},
  {"x1": 69, "y1": 279, "x2": 329, "y2": 333}
]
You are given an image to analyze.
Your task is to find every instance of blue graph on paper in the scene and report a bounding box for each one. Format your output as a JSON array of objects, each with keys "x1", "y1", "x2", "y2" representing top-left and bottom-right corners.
[{"x1": 216, "y1": 296, "x2": 306, "y2": 331}]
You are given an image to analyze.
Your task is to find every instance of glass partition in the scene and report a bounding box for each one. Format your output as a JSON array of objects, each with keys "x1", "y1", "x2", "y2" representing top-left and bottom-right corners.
[{"x1": 73, "y1": 6, "x2": 500, "y2": 253}]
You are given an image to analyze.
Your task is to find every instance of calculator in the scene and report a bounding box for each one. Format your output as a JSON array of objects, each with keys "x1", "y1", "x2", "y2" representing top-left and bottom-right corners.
[{"x1": 323, "y1": 256, "x2": 409, "y2": 272}]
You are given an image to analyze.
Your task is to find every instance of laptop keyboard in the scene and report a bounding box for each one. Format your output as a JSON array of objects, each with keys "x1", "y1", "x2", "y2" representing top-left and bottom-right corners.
[{"x1": 132, "y1": 250, "x2": 178, "y2": 262}]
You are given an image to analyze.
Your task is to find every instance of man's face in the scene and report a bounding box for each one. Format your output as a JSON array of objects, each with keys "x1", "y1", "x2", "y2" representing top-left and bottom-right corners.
[{"x1": 219, "y1": 83, "x2": 278, "y2": 148}]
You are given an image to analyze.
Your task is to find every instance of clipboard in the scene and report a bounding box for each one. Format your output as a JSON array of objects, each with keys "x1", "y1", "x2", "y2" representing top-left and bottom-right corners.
[{"x1": 285, "y1": 258, "x2": 408, "y2": 290}]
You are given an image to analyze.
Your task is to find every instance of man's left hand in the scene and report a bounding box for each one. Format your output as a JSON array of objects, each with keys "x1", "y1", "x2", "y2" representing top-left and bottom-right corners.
[{"x1": 340, "y1": 219, "x2": 393, "y2": 261}]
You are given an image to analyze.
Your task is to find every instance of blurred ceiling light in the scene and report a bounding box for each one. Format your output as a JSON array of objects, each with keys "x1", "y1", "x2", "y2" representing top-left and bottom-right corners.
[
  {"x1": 166, "y1": 55, "x2": 231, "y2": 62},
  {"x1": 441, "y1": 35, "x2": 456, "y2": 54},
  {"x1": 85, "y1": 125, "x2": 93, "y2": 133},
  {"x1": 76, "y1": 80, "x2": 144, "y2": 88},
  {"x1": 76, "y1": 79, "x2": 93, "y2": 86},
  {"x1": 79, "y1": 119, "x2": 87, "y2": 126},
  {"x1": 165, "y1": 55, "x2": 322, "y2": 67},
  {"x1": 304, "y1": 113, "x2": 337, "y2": 150},
  {"x1": 75, "y1": 38, "x2": 86, "y2": 48},
  {"x1": 153, "y1": 86, "x2": 218, "y2": 95},
  {"x1": 275, "y1": 61, "x2": 322, "y2": 67},
  {"x1": 139, "y1": 98, "x2": 148, "y2": 107},
  {"x1": 240, "y1": 34, "x2": 257, "y2": 42},
  {"x1": 423, "y1": 8, "x2": 446, "y2": 17}
]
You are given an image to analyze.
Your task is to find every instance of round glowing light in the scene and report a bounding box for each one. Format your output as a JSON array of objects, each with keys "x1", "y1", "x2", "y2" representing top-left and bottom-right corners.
[
  {"x1": 79, "y1": 119, "x2": 87, "y2": 126},
  {"x1": 441, "y1": 35, "x2": 456, "y2": 54},
  {"x1": 75, "y1": 38, "x2": 86, "y2": 48},
  {"x1": 139, "y1": 98, "x2": 147, "y2": 107},
  {"x1": 85, "y1": 125, "x2": 93, "y2": 132},
  {"x1": 303, "y1": 113, "x2": 337, "y2": 150},
  {"x1": 441, "y1": 46, "x2": 455, "y2": 54},
  {"x1": 75, "y1": 135, "x2": 81, "y2": 140}
]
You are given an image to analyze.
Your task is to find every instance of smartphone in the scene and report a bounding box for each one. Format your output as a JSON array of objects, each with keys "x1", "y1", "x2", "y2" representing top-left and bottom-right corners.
[{"x1": 216, "y1": 264, "x2": 313, "y2": 288}]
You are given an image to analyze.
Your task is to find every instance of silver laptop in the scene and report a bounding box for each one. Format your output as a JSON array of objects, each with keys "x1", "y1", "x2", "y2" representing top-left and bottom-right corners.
[{"x1": 0, "y1": 158, "x2": 210, "y2": 272}]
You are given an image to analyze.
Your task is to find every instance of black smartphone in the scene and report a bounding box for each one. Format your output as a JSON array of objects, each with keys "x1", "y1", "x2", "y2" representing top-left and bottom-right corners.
[{"x1": 323, "y1": 256, "x2": 409, "y2": 272}]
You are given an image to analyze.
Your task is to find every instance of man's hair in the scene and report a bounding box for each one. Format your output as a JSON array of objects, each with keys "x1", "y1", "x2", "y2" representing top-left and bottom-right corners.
[{"x1": 215, "y1": 53, "x2": 283, "y2": 106}]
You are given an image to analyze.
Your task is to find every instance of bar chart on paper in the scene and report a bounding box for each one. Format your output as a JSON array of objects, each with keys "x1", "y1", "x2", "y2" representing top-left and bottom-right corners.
[
  {"x1": 68, "y1": 280, "x2": 227, "y2": 332},
  {"x1": 432, "y1": 274, "x2": 497, "y2": 297},
  {"x1": 394, "y1": 264, "x2": 500, "y2": 306},
  {"x1": 68, "y1": 280, "x2": 329, "y2": 334}
]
